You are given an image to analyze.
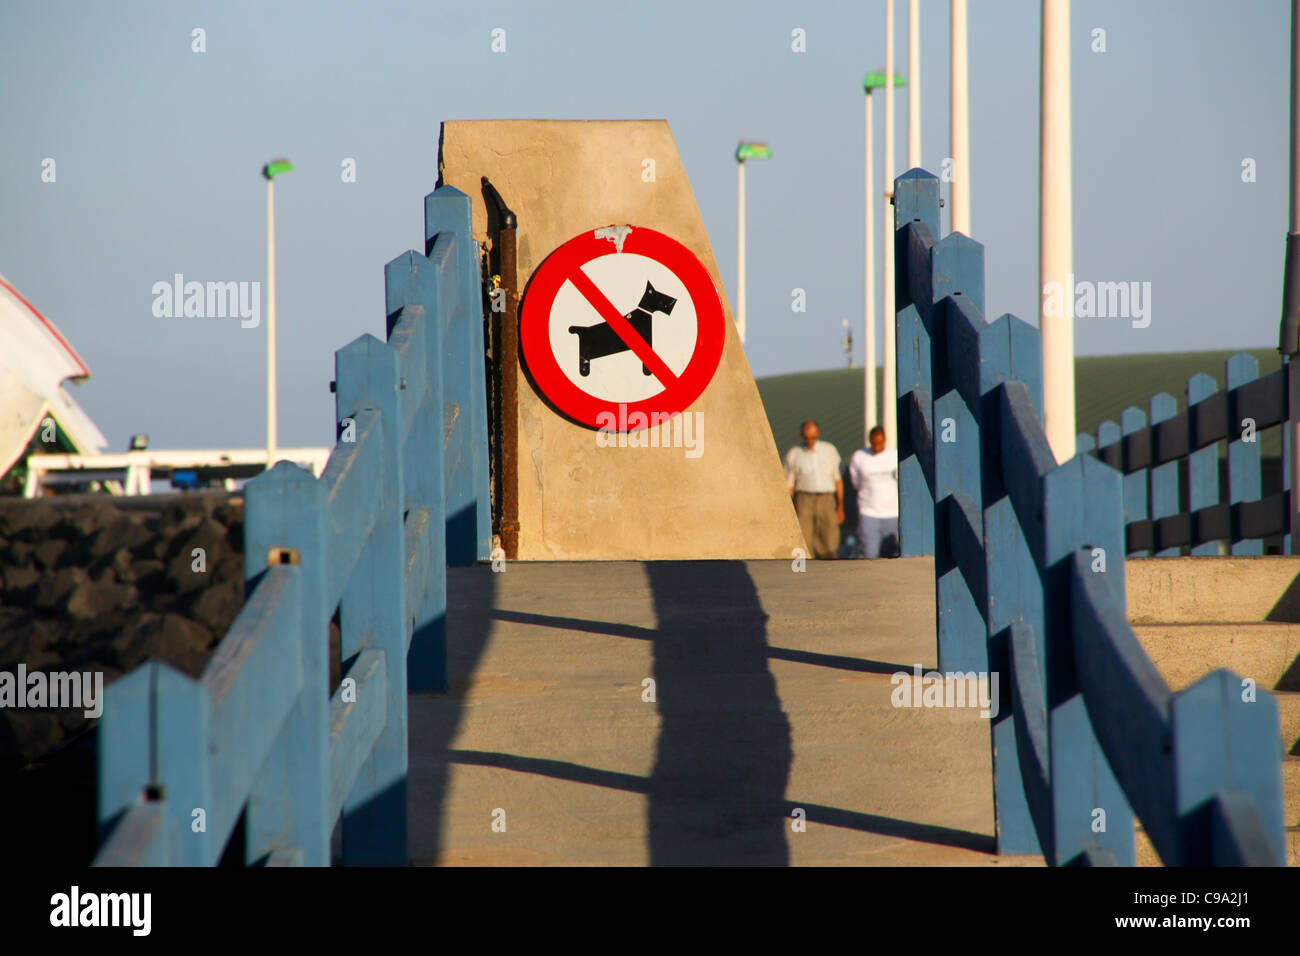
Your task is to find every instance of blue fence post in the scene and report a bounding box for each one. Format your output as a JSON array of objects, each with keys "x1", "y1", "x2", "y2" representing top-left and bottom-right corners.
[
  {"x1": 1171, "y1": 670, "x2": 1285, "y2": 865},
  {"x1": 1041, "y1": 454, "x2": 1135, "y2": 865},
  {"x1": 426, "y1": 186, "x2": 491, "y2": 566},
  {"x1": 242, "y1": 462, "x2": 331, "y2": 865},
  {"x1": 1148, "y1": 393, "x2": 1180, "y2": 556},
  {"x1": 994, "y1": 381, "x2": 1057, "y2": 855},
  {"x1": 893, "y1": 170, "x2": 940, "y2": 556},
  {"x1": 929, "y1": 234, "x2": 986, "y2": 673},
  {"x1": 335, "y1": 334, "x2": 408, "y2": 864},
  {"x1": 1226, "y1": 353, "x2": 1263, "y2": 555},
  {"x1": 1076, "y1": 433, "x2": 1096, "y2": 455},
  {"x1": 978, "y1": 314, "x2": 1045, "y2": 856},
  {"x1": 386, "y1": 250, "x2": 450, "y2": 692},
  {"x1": 1187, "y1": 373, "x2": 1220, "y2": 555},
  {"x1": 1121, "y1": 407, "x2": 1149, "y2": 557},
  {"x1": 1094, "y1": 419, "x2": 1120, "y2": 540},
  {"x1": 96, "y1": 662, "x2": 210, "y2": 865},
  {"x1": 1095, "y1": 420, "x2": 1118, "y2": 458}
]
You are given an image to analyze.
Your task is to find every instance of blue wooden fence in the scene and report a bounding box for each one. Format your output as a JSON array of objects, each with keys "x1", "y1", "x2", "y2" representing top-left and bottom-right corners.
[
  {"x1": 1074, "y1": 355, "x2": 1290, "y2": 556},
  {"x1": 895, "y1": 168, "x2": 1287, "y2": 865},
  {"x1": 92, "y1": 186, "x2": 491, "y2": 866}
]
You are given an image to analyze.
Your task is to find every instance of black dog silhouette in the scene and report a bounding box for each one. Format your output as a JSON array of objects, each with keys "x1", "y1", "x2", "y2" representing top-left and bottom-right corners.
[{"x1": 569, "y1": 281, "x2": 677, "y2": 376}]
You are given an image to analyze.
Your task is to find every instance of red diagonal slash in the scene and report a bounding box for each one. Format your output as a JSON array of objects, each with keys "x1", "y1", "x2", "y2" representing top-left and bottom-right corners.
[{"x1": 565, "y1": 267, "x2": 679, "y2": 388}]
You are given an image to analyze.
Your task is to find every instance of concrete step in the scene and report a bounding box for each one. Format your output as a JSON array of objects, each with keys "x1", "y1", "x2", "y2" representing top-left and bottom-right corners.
[
  {"x1": 1127, "y1": 556, "x2": 1300, "y2": 624},
  {"x1": 1136, "y1": 756, "x2": 1300, "y2": 866},
  {"x1": 1132, "y1": 623, "x2": 1300, "y2": 693}
]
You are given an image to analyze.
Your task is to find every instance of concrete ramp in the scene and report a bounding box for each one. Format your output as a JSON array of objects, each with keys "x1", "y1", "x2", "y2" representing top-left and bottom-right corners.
[
  {"x1": 438, "y1": 120, "x2": 803, "y2": 560},
  {"x1": 407, "y1": 555, "x2": 1300, "y2": 866},
  {"x1": 408, "y1": 558, "x2": 1031, "y2": 865}
]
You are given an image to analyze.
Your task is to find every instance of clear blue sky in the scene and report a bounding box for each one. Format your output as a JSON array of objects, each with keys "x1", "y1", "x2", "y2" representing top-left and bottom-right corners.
[{"x1": 0, "y1": 0, "x2": 1289, "y2": 450}]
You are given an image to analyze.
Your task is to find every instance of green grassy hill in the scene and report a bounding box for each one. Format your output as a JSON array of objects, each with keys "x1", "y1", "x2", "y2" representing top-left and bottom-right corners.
[{"x1": 756, "y1": 348, "x2": 1284, "y2": 461}]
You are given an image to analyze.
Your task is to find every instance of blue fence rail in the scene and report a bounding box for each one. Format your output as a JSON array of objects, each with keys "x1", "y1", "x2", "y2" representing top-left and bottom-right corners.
[
  {"x1": 92, "y1": 186, "x2": 491, "y2": 866},
  {"x1": 894, "y1": 168, "x2": 1286, "y2": 865},
  {"x1": 1074, "y1": 356, "x2": 1291, "y2": 556}
]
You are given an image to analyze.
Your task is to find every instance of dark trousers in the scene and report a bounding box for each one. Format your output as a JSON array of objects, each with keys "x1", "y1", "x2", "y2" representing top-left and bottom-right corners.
[{"x1": 794, "y1": 492, "x2": 839, "y2": 559}]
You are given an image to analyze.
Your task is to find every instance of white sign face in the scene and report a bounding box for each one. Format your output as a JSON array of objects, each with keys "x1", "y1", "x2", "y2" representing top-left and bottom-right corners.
[{"x1": 545, "y1": 253, "x2": 698, "y2": 404}]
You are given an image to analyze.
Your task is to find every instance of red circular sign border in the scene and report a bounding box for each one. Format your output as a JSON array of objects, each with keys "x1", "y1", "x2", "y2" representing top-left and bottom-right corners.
[{"x1": 519, "y1": 226, "x2": 726, "y2": 431}]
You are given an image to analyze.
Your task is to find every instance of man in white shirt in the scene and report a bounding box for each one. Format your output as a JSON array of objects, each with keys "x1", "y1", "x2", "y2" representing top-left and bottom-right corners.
[
  {"x1": 848, "y1": 426, "x2": 899, "y2": 558},
  {"x1": 783, "y1": 420, "x2": 844, "y2": 559}
]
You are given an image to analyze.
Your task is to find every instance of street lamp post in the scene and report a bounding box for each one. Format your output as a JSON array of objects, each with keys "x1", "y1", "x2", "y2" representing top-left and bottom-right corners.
[
  {"x1": 950, "y1": 0, "x2": 971, "y2": 235},
  {"x1": 883, "y1": 0, "x2": 900, "y2": 449},
  {"x1": 1040, "y1": 0, "x2": 1075, "y2": 463},
  {"x1": 263, "y1": 158, "x2": 293, "y2": 471},
  {"x1": 864, "y1": 72, "x2": 906, "y2": 446},
  {"x1": 735, "y1": 141, "x2": 771, "y2": 346},
  {"x1": 908, "y1": 0, "x2": 921, "y2": 170}
]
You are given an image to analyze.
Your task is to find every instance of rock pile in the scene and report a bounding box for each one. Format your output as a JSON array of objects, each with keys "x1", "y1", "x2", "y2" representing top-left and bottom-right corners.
[
  {"x1": 0, "y1": 494, "x2": 245, "y2": 770},
  {"x1": 2, "y1": 491, "x2": 347, "y2": 864}
]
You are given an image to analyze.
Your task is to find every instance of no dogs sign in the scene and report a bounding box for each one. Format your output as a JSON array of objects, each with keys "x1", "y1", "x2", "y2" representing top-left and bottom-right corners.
[{"x1": 519, "y1": 225, "x2": 726, "y2": 430}]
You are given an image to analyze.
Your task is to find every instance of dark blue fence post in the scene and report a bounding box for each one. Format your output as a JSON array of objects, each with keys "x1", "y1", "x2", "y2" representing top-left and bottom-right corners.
[
  {"x1": 386, "y1": 250, "x2": 449, "y2": 692},
  {"x1": 1121, "y1": 407, "x2": 1149, "y2": 557},
  {"x1": 1149, "y1": 393, "x2": 1180, "y2": 556},
  {"x1": 1041, "y1": 455, "x2": 1135, "y2": 865},
  {"x1": 335, "y1": 335, "x2": 407, "y2": 864},
  {"x1": 1171, "y1": 670, "x2": 1286, "y2": 865},
  {"x1": 1096, "y1": 420, "x2": 1118, "y2": 459},
  {"x1": 928, "y1": 234, "x2": 986, "y2": 673},
  {"x1": 976, "y1": 314, "x2": 1044, "y2": 856},
  {"x1": 1226, "y1": 353, "x2": 1263, "y2": 555},
  {"x1": 426, "y1": 186, "x2": 491, "y2": 566},
  {"x1": 1187, "y1": 373, "x2": 1219, "y2": 555},
  {"x1": 242, "y1": 462, "x2": 331, "y2": 865},
  {"x1": 994, "y1": 381, "x2": 1056, "y2": 855},
  {"x1": 1094, "y1": 420, "x2": 1120, "y2": 542},
  {"x1": 894, "y1": 170, "x2": 939, "y2": 557}
]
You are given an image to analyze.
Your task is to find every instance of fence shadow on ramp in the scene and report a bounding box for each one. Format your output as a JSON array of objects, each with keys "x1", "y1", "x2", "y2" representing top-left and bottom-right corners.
[
  {"x1": 411, "y1": 561, "x2": 993, "y2": 864},
  {"x1": 406, "y1": 566, "x2": 498, "y2": 863},
  {"x1": 644, "y1": 561, "x2": 792, "y2": 865}
]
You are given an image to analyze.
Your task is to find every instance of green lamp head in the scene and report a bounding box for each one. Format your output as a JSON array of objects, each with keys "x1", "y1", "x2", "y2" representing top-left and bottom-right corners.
[
  {"x1": 863, "y1": 71, "x2": 906, "y2": 92},
  {"x1": 263, "y1": 158, "x2": 294, "y2": 180}
]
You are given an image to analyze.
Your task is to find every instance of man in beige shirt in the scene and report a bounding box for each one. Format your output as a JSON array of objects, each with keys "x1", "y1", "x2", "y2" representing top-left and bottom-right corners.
[{"x1": 783, "y1": 420, "x2": 844, "y2": 559}]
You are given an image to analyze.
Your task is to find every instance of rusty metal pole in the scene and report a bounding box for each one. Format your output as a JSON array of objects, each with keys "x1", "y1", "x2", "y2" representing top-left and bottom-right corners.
[
  {"x1": 498, "y1": 226, "x2": 520, "y2": 559},
  {"x1": 482, "y1": 178, "x2": 520, "y2": 559},
  {"x1": 1284, "y1": 0, "x2": 1300, "y2": 551}
]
